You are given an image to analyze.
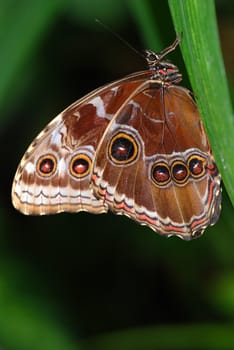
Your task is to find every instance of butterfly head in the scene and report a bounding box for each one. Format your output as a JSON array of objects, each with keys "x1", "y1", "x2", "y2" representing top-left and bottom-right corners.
[
  {"x1": 145, "y1": 50, "x2": 182, "y2": 85},
  {"x1": 144, "y1": 35, "x2": 182, "y2": 84}
]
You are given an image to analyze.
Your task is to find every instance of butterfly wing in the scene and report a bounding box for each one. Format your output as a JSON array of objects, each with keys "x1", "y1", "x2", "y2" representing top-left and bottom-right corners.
[
  {"x1": 12, "y1": 68, "x2": 221, "y2": 240},
  {"x1": 92, "y1": 82, "x2": 221, "y2": 240},
  {"x1": 12, "y1": 108, "x2": 109, "y2": 215},
  {"x1": 11, "y1": 72, "x2": 150, "y2": 215}
]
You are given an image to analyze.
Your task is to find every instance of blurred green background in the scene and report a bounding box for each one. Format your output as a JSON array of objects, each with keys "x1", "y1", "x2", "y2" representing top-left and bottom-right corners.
[{"x1": 1, "y1": 0, "x2": 234, "y2": 349}]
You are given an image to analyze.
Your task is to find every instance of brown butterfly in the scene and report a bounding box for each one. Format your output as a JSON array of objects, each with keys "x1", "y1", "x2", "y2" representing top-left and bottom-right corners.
[{"x1": 11, "y1": 37, "x2": 221, "y2": 240}]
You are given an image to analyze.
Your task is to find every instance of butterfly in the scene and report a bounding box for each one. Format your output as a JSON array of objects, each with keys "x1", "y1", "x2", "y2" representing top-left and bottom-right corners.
[{"x1": 11, "y1": 36, "x2": 221, "y2": 240}]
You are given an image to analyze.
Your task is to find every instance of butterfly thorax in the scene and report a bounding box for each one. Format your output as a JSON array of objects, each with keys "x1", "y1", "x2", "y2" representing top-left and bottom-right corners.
[{"x1": 145, "y1": 49, "x2": 182, "y2": 85}]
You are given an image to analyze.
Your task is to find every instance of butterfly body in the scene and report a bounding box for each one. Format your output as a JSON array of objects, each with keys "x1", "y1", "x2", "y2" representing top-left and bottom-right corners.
[{"x1": 12, "y1": 39, "x2": 221, "y2": 240}]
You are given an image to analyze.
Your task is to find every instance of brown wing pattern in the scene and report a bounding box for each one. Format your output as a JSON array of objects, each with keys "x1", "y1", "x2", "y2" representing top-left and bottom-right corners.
[
  {"x1": 92, "y1": 83, "x2": 221, "y2": 240},
  {"x1": 11, "y1": 74, "x2": 150, "y2": 215},
  {"x1": 11, "y1": 63, "x2": 221, "y2": 240}
]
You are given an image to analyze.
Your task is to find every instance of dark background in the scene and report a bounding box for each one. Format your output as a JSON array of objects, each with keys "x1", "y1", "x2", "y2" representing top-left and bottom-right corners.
[{"x1": 0, "y1": 1, "x2": 234, "y2": 349}]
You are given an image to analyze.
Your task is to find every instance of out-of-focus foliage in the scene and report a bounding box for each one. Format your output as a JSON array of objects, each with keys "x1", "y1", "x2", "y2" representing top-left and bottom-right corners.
[{"x1": 0, "y1": 0, "x2": 233, "y2": 349}]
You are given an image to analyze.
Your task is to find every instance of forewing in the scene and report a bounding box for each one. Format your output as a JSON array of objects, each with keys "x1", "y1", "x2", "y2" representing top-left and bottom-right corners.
[{"x1": 93, "y1": 83, "x2": 221, "y2": 240}]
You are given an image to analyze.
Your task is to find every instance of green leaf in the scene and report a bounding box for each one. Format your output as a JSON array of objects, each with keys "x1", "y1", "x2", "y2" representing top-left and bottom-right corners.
[
  {"x1": 168, "y1": 0, "x2": 234, "y2": 205},
  {"x1": 83, "y1": 323, "x2": 234, "y2": 350},
  {"x1": 0, "y1": 257, "x2": 78, "y2": 350},
  {"x1": 127, "y1": 0, "x2": 163, "y2": 49},
  {"x1": 0, "y1": 0, "x2": 64, "y2": 124}
]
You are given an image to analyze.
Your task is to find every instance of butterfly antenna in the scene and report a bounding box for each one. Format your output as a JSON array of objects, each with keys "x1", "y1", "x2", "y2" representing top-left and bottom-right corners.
[{"x1": 95, "y1": 19, "x2": 145, "y2": 59}]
